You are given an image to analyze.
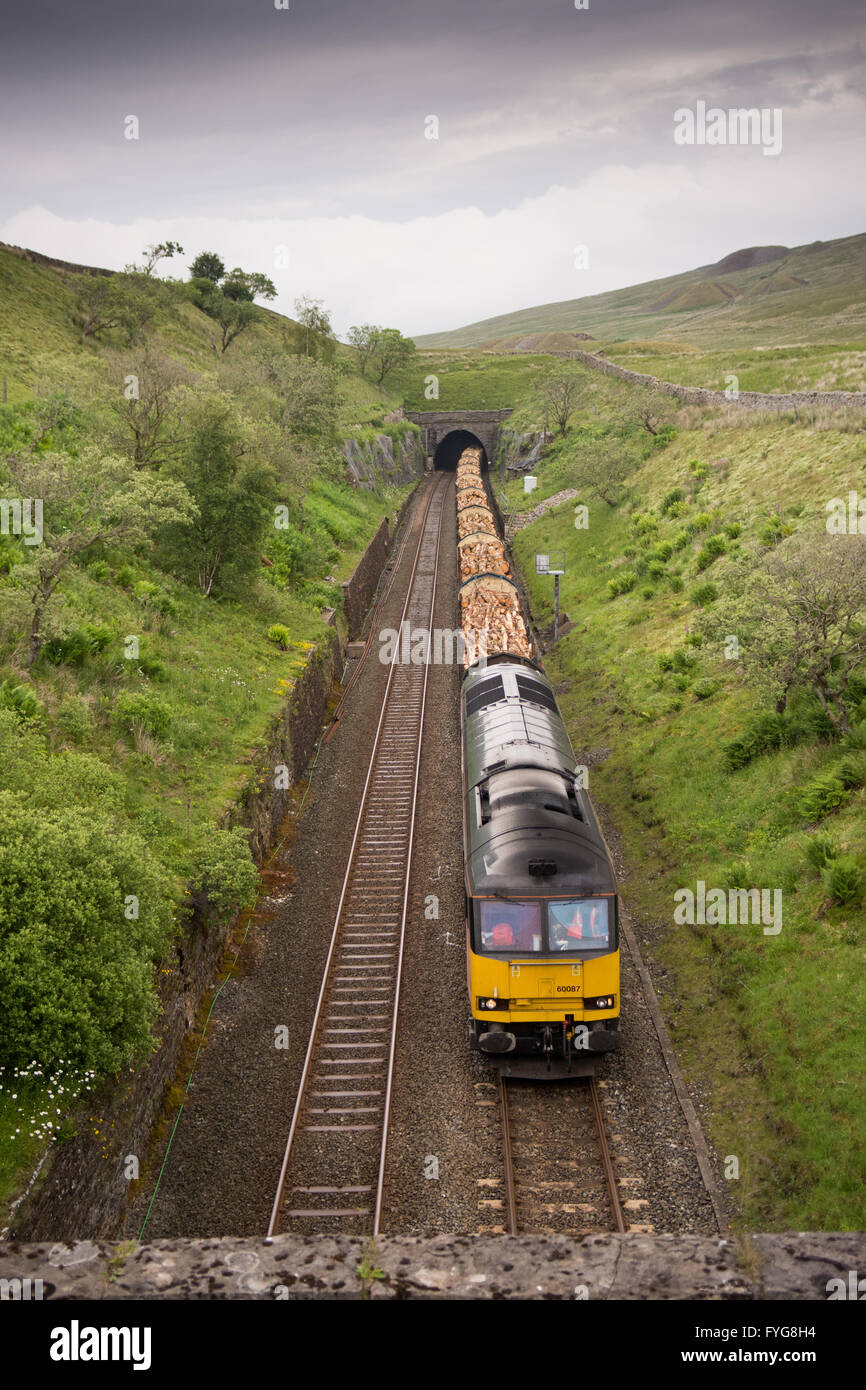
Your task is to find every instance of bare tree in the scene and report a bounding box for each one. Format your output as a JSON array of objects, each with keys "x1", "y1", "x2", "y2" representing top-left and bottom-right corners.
[
  {"x1": 108, "y1": 349, "x2": 192, "y2": 467},
  {"x1": 534, "y1": 364, "x2": 583, "y2": 436}
]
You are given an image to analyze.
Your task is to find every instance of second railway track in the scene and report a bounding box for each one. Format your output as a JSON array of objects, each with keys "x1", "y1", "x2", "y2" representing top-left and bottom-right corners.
[{"x1": 268, "y1": 472, "x2": 449, "y2": 1238}]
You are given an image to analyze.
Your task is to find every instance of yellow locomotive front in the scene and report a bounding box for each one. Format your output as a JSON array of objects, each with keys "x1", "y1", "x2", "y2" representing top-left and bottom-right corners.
[{"x1": 468, "y1": 894, "x2": 619, "y2": 1075}]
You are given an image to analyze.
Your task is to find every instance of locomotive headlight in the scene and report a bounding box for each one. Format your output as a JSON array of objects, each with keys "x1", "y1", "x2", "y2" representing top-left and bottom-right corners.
[
  {"x1": 587, "y1": 995, "x2": 615, "y2": 1009},
  {"x1": 484, "y1": 998, "x2": 497, "y2": 1010}
]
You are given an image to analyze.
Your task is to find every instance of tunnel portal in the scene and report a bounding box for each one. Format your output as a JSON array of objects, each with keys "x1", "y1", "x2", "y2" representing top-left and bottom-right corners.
[{"x1": 433, "y1": 429, "x2": 488, "y2": 472}]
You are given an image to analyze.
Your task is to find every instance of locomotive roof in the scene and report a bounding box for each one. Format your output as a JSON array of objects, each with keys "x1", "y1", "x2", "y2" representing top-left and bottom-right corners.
[{"x1": 462, "y1": 658, "x2": 615, "y2": 897}]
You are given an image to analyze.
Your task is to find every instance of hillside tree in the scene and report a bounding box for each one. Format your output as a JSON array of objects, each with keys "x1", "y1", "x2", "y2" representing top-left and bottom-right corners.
[
  {"x1": 159, "y1": 401, "x2": 277, "y2": 595},
  {"x1": 370, "y1": 327, "x2": 415, "y2": 385},
  {"x1": 189, "y1": 251, "x2": 226, "y2": 283},
  {"x1": 3, "y1": 446, "x2": 195, "y2": 665},
  {"x1": 707, "y1": 534, "x2": 866, "y2": 730},
  {"x1": 347, "y1": 324, "x2": 381, "y2": 378},
  {"x1": 534, "y1": 364, "x2": 582, "y2": 436}
]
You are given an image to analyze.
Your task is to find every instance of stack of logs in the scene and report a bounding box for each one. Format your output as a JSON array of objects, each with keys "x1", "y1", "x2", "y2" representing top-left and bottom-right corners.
[{"x1": 455, "y1": 446, "x2": 533, "y2": 667}]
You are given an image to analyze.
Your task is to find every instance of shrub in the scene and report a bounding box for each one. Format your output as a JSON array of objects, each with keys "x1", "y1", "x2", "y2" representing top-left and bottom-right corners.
[
  {"x1": 722, "y1": 711, "x2": 786, "y2": 770},
  {"x1": 650, "y1": 540, "x2": 673, "y2": 563},
  {"x1": 693, "y1": 677, "x2": 721, "y2": 699},
  {"x1": 695, "y1": 542, "x2": 726, "y2": 571},
  {"x1": 641, "y1": 586, "x2": 655, "y2": 600},
  {"x1": 87, "y1": 559, "x2": 110, "y2": 581},
  {"x1": 721, "y1": 859, "x2": 751, "y2": 891},
  {"x1": 822, "y1": 855, "x2": 864, "y2": 906},
  {"x1": 672, "y1": 528, "x2": 691, "y2": 551},
  {"x1": 191, "y1": 826, "x2": 260, "y2": 925},
  {"x1": 684, "y1": 632, "x2": 703, "y2": 647},
  {"x1": 42, "y1": 631, "x2": 91, "y2": 666},
  {"x1": 135, "y1": 654, "x2": 167, "y2": 681},
  {"x1": 690, "y1": 581, "x2": 719, "y2": 605},
  {"x1": 798, "y1": 771, "x2": 847, "y2": 822},
  {"x1": 82, "y1": 623, "x2": 112, "y2": 653},
  {"x1": 115, "y1": 565, "x2": 135, "y2": 588},
  {"x1": 57, "y1": 695, "x2": 95, "y2": 744},
  {"x1": 837, "y1": 753, "x2": 866, "y2": 789},
  {"x1": 671, "y1": 648, "x2": 697, "y2": 672},
  {"x1": 842, "y1": 720, "x2": 866, "y2": 751},
  {"x1": 724, "y1": 523, "x2": 742, "y2": 539},
  {"x1": 760, "y1": 513, "x2": 793, "y2": 547},
  {"x1": 690, "y1": 512, "x2": 712, "y2": 533},
  {"x1": 665, "y1": 500, "x2": 686, "y2": 518},
  {"x1": 268, "y1": 623, "x2": 292, "y2": 648},
  {"x1": 607, "y1": 570, "x2": 637, "y2": 598},
  {"x1": 134, "y1": 580, "x2": 159, "y2": 602},
  {"x1": 647, "y1": 560, "x2": 666, "y2": 581},
  {"x1": 668, "y1": 574, "x2": 684, "y2": 592},
  {"x1": 688, "y1": 458, "x2": 708, "y2": 476},
  {"x1": 659, "y1": 488, "x2": 684, "y2": 515},
  {"x1": 657, "y1": 653, "x2": 674, "y2": 672},
  {"x1": 115, "y1": 691, "x2": 172, "y2": 739},
  {"x1": 0, "y1": 678, "x2": 43, "y2": 721},
  {"x1": 0, "y1": 787, "x2": 174, "y2": 1070},
  {"x1": 804, "y1": 833, "x2": 839, "y2": 872}
]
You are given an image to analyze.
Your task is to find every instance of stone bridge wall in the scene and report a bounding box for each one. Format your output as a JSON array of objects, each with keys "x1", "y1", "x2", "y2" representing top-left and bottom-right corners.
[
  {"x1": 405, "y1": 409, "x2": 514, "y2": 464},
  {"x1": 3, "y1": 1231, "x2": 865, "y2": 1300}
]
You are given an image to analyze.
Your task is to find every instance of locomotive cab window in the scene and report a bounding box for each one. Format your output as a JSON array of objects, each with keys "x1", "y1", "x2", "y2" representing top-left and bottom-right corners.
[
  {"x1": 478, "y1": 900, "x2": 543, "y2": 953},
  {"x1": 548, "y1": 898, "x2": 612, "y2": 952}
]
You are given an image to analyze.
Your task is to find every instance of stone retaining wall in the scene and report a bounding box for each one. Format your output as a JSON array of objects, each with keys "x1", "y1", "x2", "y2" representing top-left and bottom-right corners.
[
  {"x1": 340, "y1": 486, "x2": 418, "y2": 641},
  {"x1": 341, "y1": 428, "x2": 425, "y2": 489}
]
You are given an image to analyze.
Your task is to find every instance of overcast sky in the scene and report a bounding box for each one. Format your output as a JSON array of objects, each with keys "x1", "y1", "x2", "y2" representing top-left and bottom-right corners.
[{"x1": 0, "y1": 0, "x2": 863, "y2": 336}]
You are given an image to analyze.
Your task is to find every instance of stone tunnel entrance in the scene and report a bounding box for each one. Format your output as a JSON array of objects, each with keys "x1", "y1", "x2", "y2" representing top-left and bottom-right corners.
[{"x1": 433, "y1": 429, "x2": 488, "y2": 472}]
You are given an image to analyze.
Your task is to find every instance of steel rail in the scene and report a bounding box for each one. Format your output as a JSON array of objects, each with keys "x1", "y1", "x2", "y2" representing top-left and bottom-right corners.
[
  {"x1": 372, "y1": 479, "x2": 446, "y2": 1233},
  {"x1": 588, "y1": 1076, "x2": 627, "y2": 1234}
]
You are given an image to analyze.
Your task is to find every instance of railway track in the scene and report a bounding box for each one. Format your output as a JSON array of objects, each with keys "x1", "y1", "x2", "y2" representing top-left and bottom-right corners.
[
  {"x1": 267, "y1": 472, "x2": 449, "y2": 1238},
  {"x1": 499, "y1": 1074, "x2": 627, "y2": 1236}
]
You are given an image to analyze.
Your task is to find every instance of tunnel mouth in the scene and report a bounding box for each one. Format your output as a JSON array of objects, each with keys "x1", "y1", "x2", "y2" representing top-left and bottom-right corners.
[{"x1": 433, "y1": 429, "x2": 488, "y2": 472}]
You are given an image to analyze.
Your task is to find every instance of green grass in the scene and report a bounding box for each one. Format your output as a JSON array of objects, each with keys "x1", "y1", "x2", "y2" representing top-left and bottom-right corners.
[
  {"x1": 392, "y1": 350, "x2": 548, "y2": 411},
  {"x1": 508, "y1": 412, "x2": 866, "y2": 1230}
]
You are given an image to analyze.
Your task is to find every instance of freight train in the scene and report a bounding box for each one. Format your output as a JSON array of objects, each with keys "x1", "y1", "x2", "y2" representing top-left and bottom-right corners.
[{"x1": 455, "y1": 448, "x2": 621, "y2": 1077}]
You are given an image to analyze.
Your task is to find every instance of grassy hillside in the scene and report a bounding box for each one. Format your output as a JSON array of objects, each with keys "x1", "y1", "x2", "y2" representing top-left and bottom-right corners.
[
  {"x1": 417, "y1": 232, "x2": 866, "y2": 395},
  {"x1": 0, "y1": 246, "x2": 413, "y2": 1215},
  {"x1": 503, "y1": 374, "x2": 866, "y2": 1230}
]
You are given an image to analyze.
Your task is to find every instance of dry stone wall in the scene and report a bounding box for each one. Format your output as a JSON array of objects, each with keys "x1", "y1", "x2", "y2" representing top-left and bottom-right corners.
[{"x1": 540, "y1": 348, "x2": 866, "y2": 411}]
